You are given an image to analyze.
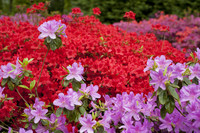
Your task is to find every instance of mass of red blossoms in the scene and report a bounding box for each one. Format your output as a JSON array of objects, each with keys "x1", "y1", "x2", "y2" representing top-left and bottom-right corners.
[
  {"x1": 26, "y1": 2, "x2": 47, "y2": 14},
  {"x1": 72, "y1": 7, "x2": 82, "y2": 15},
  {"x1": 152, "y1": 24, "x2": 170, "y2": 32},
  {"x1": 92, "y1": 7, "x2": 101, "y2": 15},
  {"x1": 0, "y1": 13, "x2": 191, "y2": 124},
  {"x1": 124, "y1": 11, "x2": 136, "y2": 20}
]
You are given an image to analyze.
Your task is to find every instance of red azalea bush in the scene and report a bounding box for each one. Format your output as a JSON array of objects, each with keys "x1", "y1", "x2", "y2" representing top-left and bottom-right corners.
[{"x1": 0, "y1": 14, "x2": 190, "y2": 124}]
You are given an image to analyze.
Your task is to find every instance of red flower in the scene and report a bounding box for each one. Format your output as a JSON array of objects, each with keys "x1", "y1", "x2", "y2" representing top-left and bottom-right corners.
[
  {"x1": 152, "y1": 24, "x2": 170, "y2": 32},
  {"x1": 72, "y1": 7, "x2": 81, "y2": 14},
  {"x1": 93, "y1": 7, "x2": 101, "y2": 15},
  {"x1": 124, "y1": 11, "x2": 136, "y2": 20}
]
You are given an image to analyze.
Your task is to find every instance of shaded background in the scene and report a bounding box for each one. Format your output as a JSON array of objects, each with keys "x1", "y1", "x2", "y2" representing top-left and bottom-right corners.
[{"x1": 1, "y1": 0, "x2": 200, "y2": 23}]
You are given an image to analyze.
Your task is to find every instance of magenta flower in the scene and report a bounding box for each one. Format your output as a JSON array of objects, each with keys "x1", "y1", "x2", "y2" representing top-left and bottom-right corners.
[
  {"x1": 66, "y1": 62, "x2": 84, "y2": 81},
  {"x1": 150, "y1": 69, "x2": 168, "y2": 91},
  {"x1": 87, "y1": 84, "x2": 101, "y2": 101},
  {"x1": 79, "y1": 114, "x2": 96, "y2": 133},
  {"x1": 19, "y1": 128, "x2": 33, "y2": 133},
  {"x1": 189, "y1": 63, "x2": 200, "y2": 80},
  {"x1": 31, "y1": 107, "x2": 48, "y2": 123}
]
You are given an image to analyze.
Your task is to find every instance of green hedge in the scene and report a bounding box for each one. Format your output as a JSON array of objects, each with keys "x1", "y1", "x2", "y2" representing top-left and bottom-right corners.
[
  {"x1": 69, "y1": 0, "x2": 200, "y2": 24},
  {"x1": 1, "y1": 0, "x2": 200, "y2": 24}
]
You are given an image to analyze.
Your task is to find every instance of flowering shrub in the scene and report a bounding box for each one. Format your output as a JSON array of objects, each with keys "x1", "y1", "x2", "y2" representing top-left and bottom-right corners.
[
  {"x1": 0, "y1": 9, "x2": 196, "y2": 132},
  {"x1": 113, "y1": 12, "x2": 200, "y2": 56}
]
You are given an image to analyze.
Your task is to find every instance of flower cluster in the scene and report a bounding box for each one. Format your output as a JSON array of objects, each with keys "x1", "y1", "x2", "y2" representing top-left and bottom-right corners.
[
  {"x1": 114, "y1": 12, "x2": 200, "y2": 56},
  {"x1": 26, "y1": 2, "x2": 47, "y2": 14},
  {"x1": 152, "y1": 24, "x2": 170, "y2": 32},
  {"x1": 92, "y1": 7, "x2": 101, "y2": 16},
  {"x1": 123, "y1": 11, "x2": 136, "y2": 20}
]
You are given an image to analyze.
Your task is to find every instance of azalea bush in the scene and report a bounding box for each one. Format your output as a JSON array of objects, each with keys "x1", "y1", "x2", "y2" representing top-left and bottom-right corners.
[
  {"x1": 113, "y1": 11, "x2": 200, "y2": 56},
  {"x1": 0, "y1": 7, "x2": 199, "y2": 133}
]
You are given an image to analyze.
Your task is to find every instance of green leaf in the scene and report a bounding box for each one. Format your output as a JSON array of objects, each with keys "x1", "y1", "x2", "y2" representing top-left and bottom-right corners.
[
  {"x1": 72, "y1": 81, "x2": 81, "y2": 92},
  {"x1": 56, "y1": 107, "x2": 63, "y2": 117},
  {"x1": 18, "y1": 85, "x2": 30, "y2": 90},
  {"x1": 168, "y1": 86, "x2": 180, "y2": 100},
  {"x1": 30, "y1": 80, "x2": 36, "y2": 90},
  {"x1": 192, "y1": 77, "x2": 199, "y2": 85},
  {"x1": 54, "y1": 130, "x2": 63, "y2": 133},
  {"x1": 79, "y1": 106, "x2": 86, "y2": 115},
  {"x1": 28, "y1": 58, "x2": 34, "y2": 63},
  {"x1": 158, "y1": 90, "x2": 168, "y2": 105},
  {"x1": 32, "y1": 123, "x2": 38, "y2": 130},
  {"x1": 24, "y1": 123, "x2": 29, "y2": 128},
  {"x1": 63, "y1": 80, "x2": 70, "y2": 87},
  {"x1": 7, "y1": 81, "x2": 15, "y2": 91},
  {"x1": 1, "y1": 78, "x2": 8, "y2": 87},
  {"x1": 96, "y1": 126, "x2": 106, "y2": 133},
  {"x1": 156, "y1": 87, "x2": 162, "y2": 95},
  {"x1": 165, "y1": 96, "x2": 175, "y2": 114},
  {"x1": 160, "y1": 105, "x2": 167, "y2": 119},
  {"x1": 183, "y1": 77, "x2": 192, "y2": 85},
  {"x1": 169, "y1": 84, "x2": 180, "y2": 89},
  {"x1": 47, "y1": 37, "x2": 62, "y2": 51},
  {"x1": 64, "y1": 109, "x2": 81, "y2": 122}
]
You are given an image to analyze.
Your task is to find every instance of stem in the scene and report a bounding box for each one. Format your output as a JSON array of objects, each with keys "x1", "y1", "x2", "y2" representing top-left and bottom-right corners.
[
  {"x1": 161, "y1": 34, "x2": 165, "y2": 51},
  {"x1": 16, "y1": 87, "x2": 29, "y2": 106},
  {"x1": 35, "y1": 48, "x2": 49, "y2": 98},
  {"x1": 0, "y1": 125, "x2": 18, "y2": 133},
  {"x1": 175, "y1": 105, "x2": 186, "y2": 117},
  {"x1": 121, "y1": 20, "x2": 130, "y2": 45}
]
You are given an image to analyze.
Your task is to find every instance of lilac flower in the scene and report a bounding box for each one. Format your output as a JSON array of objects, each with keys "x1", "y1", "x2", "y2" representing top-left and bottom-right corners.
[
  {"x1": 66, "y1": 62, "x2": 84, "y2": 81},
  {"x1": 180, "y1": 84, "x2": 200, "y2": 103},
  {"x1": 53, "y1": 93, "x2": 74, "y2": 110},
  {"x1": 87, "y1": 84, "x2": 101, "y2": 100},
  {"x1": 31, "y1": 107, "x2": 48, "y2": 123},
  {"x1": 38, "y1": 20, "x2": 59, "y2": 39},
  {"x1": 8, "y1": 127, "x2": 12, "y2": 133},
  {"x1": 1, "y1": 63, "x2": 16, "y2": 79},
  {"x1": 19, "y1": 128, "x2": 33, "y2": 133},
  {"x1": 171, "y1": 63, "x2": 185, "y2": 80},
  {"x1": 53, "y1": 89, "x2": 82, "y2": 110},
  {"x1": 143, "y1": 57, "x2": 154, "y2": 72},
  {"x1": 79, "y1": 114, "x2": 96, "y2": 133},
  {"x1": 195, "y1": 48, "x2": 200, "y2": 60},
  {"x1": 38, "y1": 20, "x2": 67, "y2": 39},
  {"x1": 99, "y1": 109, "x2": 112, "y2": 129},
  {"x1": 189, "y1": 63, "x2": 200, "y2": 80},
  {"x1": 24, "y1": 107, "x2": 34, "y2": 121},
  {"x1": 14, "y1": 57, "x2": 23, "y2": 76},
  {"x1": 119, "y1": 115, "x2": 134, "y2": 131},
  {"x1": 0, "y1": 87, "x2": 5, "y2": 99},
  {"x1": 49, "y1": 114, "x2": 68, "y2": 133},
  {"x1": 66, "y1": 88, "x2": 82, "y2": 107},
  {"x1": 33, "y1": 98, "x2": 45, "y2": 108},
  {"x1": 155, "y1": 55, "x2": 172, "y2": 71},
  {"x1": 159, "y1": 116, "x2": 173, "y2": 132},
  {"x1": 150, "y1": 69, "x2": 168, "y2": 91},
  {"x1": 35, "y1": 123, "x2": 49, "y2": 133},
  {"x1": 79, "y1": 83, "x2": 90, "y2": 94}
]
